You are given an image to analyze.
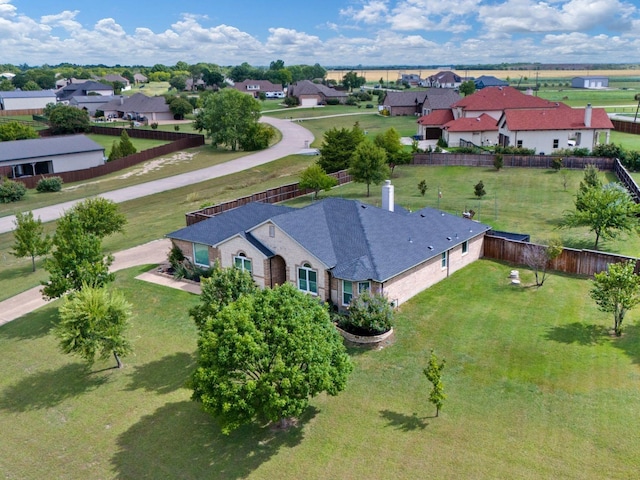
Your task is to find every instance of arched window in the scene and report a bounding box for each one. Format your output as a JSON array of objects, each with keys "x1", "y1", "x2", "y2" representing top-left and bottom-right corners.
[
  {"x1": 234, "y1": 252, "x2": 252, "y2": 274},
  {"x1": 297, "y1": 263, "x2": 317, "y2": 294}
]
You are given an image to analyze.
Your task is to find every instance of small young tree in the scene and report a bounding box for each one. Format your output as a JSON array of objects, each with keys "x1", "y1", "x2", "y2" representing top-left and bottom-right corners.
[
  {"x1": 108, "y1": 140, "x2": 121, "y2": 161},
  {"x1": 118, "y1": 130, "x2": 137, "y2": 157},
  {"x1": 493, "y1": 154, "x2": 503, "y2": 171},
  {"x1": 423, "y1": 350, "x2": 446, "y2": 417},
  {"x1": 299, "y1": 164, "x2": 338, "y2": 200},
  {"x1": 55, "y1": 285, "x2": 133, "y2": 368},
  {"x1": 523, "y1": 239, "x2": 563, "y2": 287},
  {"x1": 474, "y1": 180, "x2": 486, "y2": 199},
  {"x1": 590, "y1": 260, "x2": 640, "y2": 336},
  {"x1": 418, "y1": 180, "x2": 428, "y2": 196},
  {"x1": 11, "y1": 211, "x2": 51, "y2": 272},
  {"x1": 349, "y1": 142, "x2": 390, "y2": 197},
  {"x1": 551, "y1": 157, "x2": 563, "y2": 172}
]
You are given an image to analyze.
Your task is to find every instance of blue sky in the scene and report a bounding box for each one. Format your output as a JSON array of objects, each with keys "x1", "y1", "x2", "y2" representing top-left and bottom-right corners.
[{"x1": 2, "y1": 0, "x2": 639, "y2": 67}]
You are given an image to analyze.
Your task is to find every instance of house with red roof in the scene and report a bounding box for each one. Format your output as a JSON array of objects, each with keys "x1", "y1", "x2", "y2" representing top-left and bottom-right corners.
[
  {"x1": 498, "y1": 104, "x2": 614, "y2": 153},
  {"x1": 443, "y1": 113, "x2": 500, "y2": 147}
]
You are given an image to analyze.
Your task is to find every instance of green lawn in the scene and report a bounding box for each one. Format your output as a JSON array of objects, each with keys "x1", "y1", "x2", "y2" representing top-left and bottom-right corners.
[
  {"x1": 1, "y1": 261, "x2": 639, "y2": 479},
  {"x1": 87, "y1": 133, "x2": 171, "y2": 157}
]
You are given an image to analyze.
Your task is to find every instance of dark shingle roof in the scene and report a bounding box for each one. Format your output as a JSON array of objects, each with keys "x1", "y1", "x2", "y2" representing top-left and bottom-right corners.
[
  {"x1": 0, "y1": 135, "x2": 104, "y2": 162},
  {"x1": 290, "y1": 80, "x2": 348, "y2": 98},
  {"x1": 99, "y1": 93, "x2": 170, "y2": 114},
  {"x1": 0, "y1": 90, "x2": 56, "y2": 99},
  {"x1": 166, "y1": 203, "x2": 295, "y2": 246}
]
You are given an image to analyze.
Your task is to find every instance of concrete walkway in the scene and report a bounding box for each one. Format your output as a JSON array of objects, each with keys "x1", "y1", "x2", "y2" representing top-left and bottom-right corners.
[
  {"x1": 0, "y1": 238, "x2": 172, "y2": 326},
  {"x1": 0, "y1": 117, "x2": 314, "y2": 234},
  {"x1": 0, "y1": 117, "x2": 314, "y2": 325}
]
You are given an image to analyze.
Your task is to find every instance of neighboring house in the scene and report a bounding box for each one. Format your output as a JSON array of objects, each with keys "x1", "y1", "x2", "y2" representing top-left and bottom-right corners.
[
  {"x1": 133, "y1": 73, "x2": 148, "y2": 84},
  {"x1": 498, "y1": 104, "x2": 614, "y2": 153},
  {"x1": 571, "y1": 76, "x2": 609, "y2": 89},
  {"x1": 417, "y1": 110, "x2": 454, "y2": 140},
  {"x1": 0, "y1": 135, "x2": 105, "y2": 178},
  {"x1": 381, "y1": 89, "x2": 460, "y2": 117},
  {"x1": 166, "y1": 183, "x2": 491, "y2": 308},
  {"x1": 400, "y1": 73, "x2": 422, "y2": 86},
  {"x1": 0, "y1": 90, "x2": 56, "y2": 111},
  {"x1": 185, "y1": 77, "x2": 206, "y2": 91},
  {"x1": 0, "y1": 72, "x2": 15, "y2": 80},
  {"x1": 69, "y1": 95, "x2": 117, "y2": 116},
  {"x1": 99, "y1": 93, "x2": 174, "y2": 123},
  {"x1": 443, "y1": 113, "x2": 500, "y2": 147},
  {"x1": 56, "y1": 81, "x2": 114, "y2": 102},
  {"x1": 422, "y1": 71, "x2": 462, "y2": 89},
  {"x1": 474, "y1": 75, "x2": 509, "y2": 90},
  {"x1": 101, "y1": 74, "x2": 131, "y2": 91},
  {"x1": 288, "y1": 80, "x2": 348, "y2": 106},
  {"x1": 233, "y1": 80, "x2": 285, "y2": 98}
]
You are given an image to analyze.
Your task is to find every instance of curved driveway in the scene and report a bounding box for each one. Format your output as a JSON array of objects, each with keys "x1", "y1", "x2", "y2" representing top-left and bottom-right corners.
[{"x1": 0, "y1": 117, "x2": 314, "y2": 234}]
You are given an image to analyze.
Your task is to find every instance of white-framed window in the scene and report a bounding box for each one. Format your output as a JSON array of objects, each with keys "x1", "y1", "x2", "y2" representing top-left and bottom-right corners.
[
  {"x1": 462, "y1": 240, "x2": 469, "y2": 255},
  {"x1": 298, "y1": 263, "x2": 317, "y2": 295},
  {"x1": 441, "y1": 251, "x2": 447, "y2": 269},
  {"x1": 342, "y1": 280, "x2": 353, "y2": 305},
  {"x1": 234, "y1": 253, "x2": 252, "y2": 274},
  {"x1": 193, "y1": 243, "x2": 209, "y2": 267}
]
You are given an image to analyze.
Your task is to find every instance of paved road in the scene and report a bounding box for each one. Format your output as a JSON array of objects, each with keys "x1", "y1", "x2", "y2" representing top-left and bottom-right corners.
[{"x1": 0, "y1": 117, "x2": 314, "y2": 234}]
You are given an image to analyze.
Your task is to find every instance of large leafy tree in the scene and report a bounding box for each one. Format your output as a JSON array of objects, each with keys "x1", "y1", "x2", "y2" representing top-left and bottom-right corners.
[
  {"x1": 55, "y1": 285, "x2": 133, "y2": 368},
  {"x1": 47, "y1": 104, "x2": 91, "y2": 135},
  {"x1": 194, "y1": 89, "x2": 262, "y2": 151},
  {"x1": 11, "y1": 211, "x2": 51, "y2": 272},
  {"x1": 318, "y1": 123, "x2": 365, "y2": 173},
  {"x1": 374, "y1": 127, "x2": 412, "y2": 176},
  {"x1": 561, "y1": 183, "x2": 640, "y2": 250},
  {"x1": 590, "y1": 260, "x2": 640, "y2": 336},
  {"x1": 69, "y1": 197, "x2": 127, "y2": 238},
  {"x1": 169, "y1": 97, "x2": 193, "y2": 119},
  {"x1": 299, "y1": 164, "x2": 337, "y2": 200},
  {"x1": 342, "y1": 71, "x2": 366, "y2": 92},
  {"x1": 459, "y1": 80, "x2": 476, "y2": 96},
  {"x1": 190, "y1": 282, "x2": 353, "y2": 434},
  {"x1": 349, "y1": 142, "x2": 390, "y2": 197}
]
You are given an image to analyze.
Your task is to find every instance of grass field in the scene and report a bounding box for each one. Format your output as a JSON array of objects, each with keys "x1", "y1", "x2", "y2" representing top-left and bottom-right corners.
[{"x1": 1, "y1": 260, "x2": 639, "y2": 479}]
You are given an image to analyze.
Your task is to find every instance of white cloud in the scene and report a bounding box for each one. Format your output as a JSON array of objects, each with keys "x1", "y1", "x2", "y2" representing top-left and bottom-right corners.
[{"x1": 340, "y1": 1, "x2": 389, "y2": 24}]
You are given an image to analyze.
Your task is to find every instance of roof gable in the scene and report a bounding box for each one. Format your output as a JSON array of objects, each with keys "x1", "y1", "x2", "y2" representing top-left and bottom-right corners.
[
  {"x1": 444, "y1": 113, "x2": 498, "y2": 132},
  {"x1": 418, "y1": 109, "x2": 454, "y2": 126}
]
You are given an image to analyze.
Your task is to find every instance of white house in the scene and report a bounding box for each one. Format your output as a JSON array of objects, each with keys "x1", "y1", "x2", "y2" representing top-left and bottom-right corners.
[
  {"x1": 0, "y1": 90, "x2": 56, "y2": 111},
  {"x1": 0, "y1": 135, "x2": 105, "y2": 178},
  {"x1": 497, "y1": 104, "x2": 614, "y2": 153}
]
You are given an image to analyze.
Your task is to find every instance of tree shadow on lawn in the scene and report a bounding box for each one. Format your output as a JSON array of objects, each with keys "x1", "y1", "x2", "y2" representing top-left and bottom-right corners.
[
  {"x1": 112, "y1": 401, "x2": 316, "y2": 480},
  {"x1": 609, "y1": 324, "x2": 640, "y2": 365},
  {"x1": 0, "y1": 304, "x2": 57, "y2": 341},
  {"x1": 379, "y1": 410, "x2": 429, "y2": 432},
  {"x1": 0, "y1": 363, "x2": 107, "y2": 412},
  {"x1": 125, "y1": 351, "x2": 196, "y2": 395},
  {"x1": 544, "y1": 322, "x2": 609, "y2": 346}
]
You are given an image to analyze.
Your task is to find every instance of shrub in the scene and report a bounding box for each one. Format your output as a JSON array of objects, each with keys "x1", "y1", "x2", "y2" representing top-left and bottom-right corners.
[
  {"x1": 494, "y1": 153, "x2": 503, "y2": 171},
  {"x1": 0, "y1": 177, "x2": 27, "y2": 203},
  {"x1": 174, "y1": 125, "x2": 180, "y2": 131},
  {"x1": 36, "y1": 176, "x2": 63, "y2": 193},
  {"x1": 326, "y1": 98, "x2": 341, "y2": 105},
  {"x1": 338, "y1": 290, "x2": 394, "y2": 335},
  {"x1": 150, "y1": 122, "x2": 159, "y2": 129},
  {"x1": 284, "y1": 96, "x2": 299, "y2": 107},
  {"x1": 345, "y1": 96, "x2": 359, "y2": 106},
  {"x1": 551, "y1": 157, "x2": 563, "y2": 171},
  {"x1": 365, "y1": 104, "x2": 374, "y2": 109}
]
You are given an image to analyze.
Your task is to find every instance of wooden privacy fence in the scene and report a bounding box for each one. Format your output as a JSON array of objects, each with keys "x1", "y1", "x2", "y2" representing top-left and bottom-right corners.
[
  {"x1": 185, "y1": 170, "x2": 353, "y2": 225},
  {"x1": 613, "y1": 158, "x2": 640, "y2": 201},
  {"x1": 412, "y1": 152, "x2": 614, "y2": 170},
  {"x1": 483, "y1": 234, "x2": 640, "y2": 277},
  {"x1": 13, "y1": 127, "x2": 204, "y2": 189},
  {"x1": 611, "y1": 118, "x2": 640, "y2": 135}
]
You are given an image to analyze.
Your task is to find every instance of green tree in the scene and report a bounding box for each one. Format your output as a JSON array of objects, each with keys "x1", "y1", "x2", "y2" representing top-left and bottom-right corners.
[
  {"x1": 418, "y1": 179, "x2": 428, "y2": 196},
  {"x1": 117, "y1": 130, "x2": 137, "y2": 157},
  {"x1": 374, "y1": 127, "x2": 410, "y2": 176},
  {"x1": 55, "y1": 285, "x2": 132, "y2": 368},
  {"x1": 0, "y1": 177, "x2": 26, "y2": 203},
  {"x1": 591, "y1": 260, "x2": 640, "y2": 336},
  {"x1": 202, "y1": 68, "x2": 225, "y2": 87},
  {"x1": 169, "y1": 75, "x2": 187, "y2": 91},
  {"x1": 0, "y1": 121, "x2": 39, "y2": 141},
  {"x1": 551, "y1": 157, "x2": 563, "y2": 171},
  {"x1": 69, "y1": 197, "x2": 127, "y2": 238},
  {"x1": 474, "y1": 180, "x2": 486, "y2": 198},
  {"x1": 108, "y1": 140, "x2": 121, "y2": 161},
  {"x1": 42, "y1": 214, "x2": 114, "y2": 299},
  {"x1": 459, "y1": 80, "x2": 476, "y2": 96},
  {"x1": 342, "y1": 71, "x2": 366, "y2": 92},
  {"x1": 318, "y1": 124, "x2": 365, "y2": 173},
  {"x1": 194, "y1": 89, "x2": 262, "y2": 151},
  {"x1": 169, "y1": 97, "x2": 193, "y2": 120},
  {"x1": 11, "y1": 211, "x2": 51, "y2": 272},
  {"x1": 47, "y1": 104, "x2": 91, "y2": 135},
  {"x1": 21, "y1": 80, "x2": 41, "y2": 91},
  {"x1": 349, "y1": 142, "x2": 390, "y2": 197},
  {"x1": 190, "y1": 282, "x2": 353, "y2": 434},
  {"x1": 561, "y1": 183, "x2": 640, "y2": 250},
  {"x1": 493, "y1": 153, "x2": 504, "y2": 171},
  {"x1": 0, "y1": 78, "x2": 14, "y2": 91},
  {"x1": 189, "y1": 262, "x2": 257, "y2": 331},
  {"x1": 576, "y1": 164, "x2": 602, "y2": 211},
  {"x1": 299, "y1": 164, "x2": 338, "y2": 200},
  {"x1": 423, "y1": 350, "x2": 446, "y2": 417},
  {"x1": 238, "y1": 122, "x2": 275, "y2": 151}
]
